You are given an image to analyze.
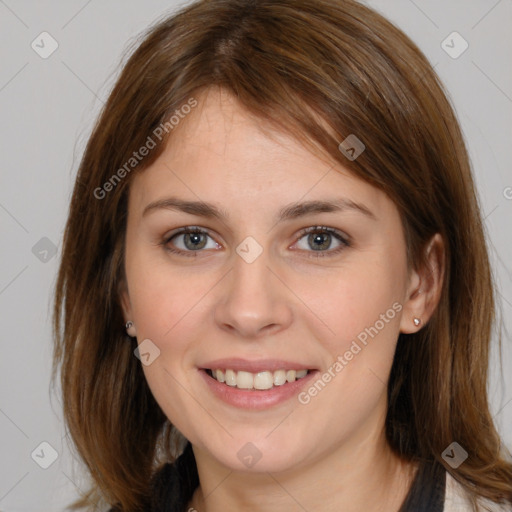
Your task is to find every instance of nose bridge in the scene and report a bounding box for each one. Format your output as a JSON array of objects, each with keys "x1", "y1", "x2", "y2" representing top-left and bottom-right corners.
[
  {"x1": 232, "y1": 247, "x2": 271, "y2": 297},
  {"x1": 214, "y1": 238, "x2": 293, "y2": 338}
]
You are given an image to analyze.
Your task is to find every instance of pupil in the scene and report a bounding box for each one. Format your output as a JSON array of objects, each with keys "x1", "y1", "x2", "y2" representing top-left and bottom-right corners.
[
  {"x1": 185, "y1": 232, "x2": 207, "y2": 250},
  {"x1": 309, "y1": 232, "x2": 330, "y2": 251}
]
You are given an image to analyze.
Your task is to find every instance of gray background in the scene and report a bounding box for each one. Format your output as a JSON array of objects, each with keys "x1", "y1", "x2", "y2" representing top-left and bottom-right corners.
[{"x1": 0, "y1": 0, "x2": 511, "y2": 510}]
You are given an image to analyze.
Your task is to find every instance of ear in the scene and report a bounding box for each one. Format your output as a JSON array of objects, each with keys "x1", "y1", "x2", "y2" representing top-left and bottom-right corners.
[
  {"x1": 118, "y1": 279, "x2": 133, "y2": 323},
  {"x1": 400, "y1": 233, "x2": 445, "y2": 334}
]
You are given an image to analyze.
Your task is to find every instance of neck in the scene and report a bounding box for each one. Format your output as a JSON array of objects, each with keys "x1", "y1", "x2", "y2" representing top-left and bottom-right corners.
[{"x1": 187, "y1": 427, "x2": 417, "y2": 512}]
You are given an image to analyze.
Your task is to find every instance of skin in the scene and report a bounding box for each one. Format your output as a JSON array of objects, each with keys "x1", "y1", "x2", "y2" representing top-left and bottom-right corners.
[{"x1": 121, "y1": 87, "x2": 444, "y2": 512}]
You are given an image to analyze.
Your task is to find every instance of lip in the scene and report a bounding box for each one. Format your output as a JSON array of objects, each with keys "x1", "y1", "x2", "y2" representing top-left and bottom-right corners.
[
  {"x1": 199, "y1": 358, "x2": 314, "y2": 373},
  {"x1": 198, "y1": 363, "x2": 318, "y2": 410}
]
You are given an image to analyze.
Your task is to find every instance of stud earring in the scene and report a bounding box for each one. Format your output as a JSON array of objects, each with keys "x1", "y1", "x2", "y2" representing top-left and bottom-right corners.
[
  {"x1": 413, "y1": 318, "x2": 421, "y2": 327},
  {"x1": 125, "y1": 321, "x2": 136, "y2": 337}
]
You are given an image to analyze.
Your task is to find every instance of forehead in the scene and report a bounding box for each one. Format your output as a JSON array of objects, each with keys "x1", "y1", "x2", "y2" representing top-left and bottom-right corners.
[
  {"x1": 163, "y1": 88, "x2": 320, "y2": 169},
  {"x1": 128, "y1": 88, "x2": 391, "y2": 221}
]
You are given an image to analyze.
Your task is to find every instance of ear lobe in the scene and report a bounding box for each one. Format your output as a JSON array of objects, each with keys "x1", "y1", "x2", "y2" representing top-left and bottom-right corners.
[{"x1": 399, "y1": 234, "x2": 445, "y2": 334}]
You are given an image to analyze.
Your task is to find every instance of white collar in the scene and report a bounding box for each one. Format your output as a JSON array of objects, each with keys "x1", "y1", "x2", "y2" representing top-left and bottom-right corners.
[{"x1": 444, "y1": 472, "x2": 512, "y2": 511}]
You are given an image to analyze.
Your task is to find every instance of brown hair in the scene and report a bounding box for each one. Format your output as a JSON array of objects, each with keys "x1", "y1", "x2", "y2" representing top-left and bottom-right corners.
[{"x1": 52, "y1": 0, "x2": 512, "y2": 510}]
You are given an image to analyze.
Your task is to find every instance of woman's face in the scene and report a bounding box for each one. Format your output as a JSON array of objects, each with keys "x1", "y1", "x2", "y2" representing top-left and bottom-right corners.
[{"x1": 122, "y1": 88, "x2": 416, "y2": 473}]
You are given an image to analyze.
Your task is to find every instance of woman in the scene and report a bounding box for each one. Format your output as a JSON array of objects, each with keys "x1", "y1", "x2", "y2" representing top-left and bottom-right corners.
[{"x1": 52, "y1": 0, "x2": 512, "y2": 511}]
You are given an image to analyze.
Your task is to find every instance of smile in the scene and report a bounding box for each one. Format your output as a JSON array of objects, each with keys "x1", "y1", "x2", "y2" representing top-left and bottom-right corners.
[
  {"x1": 206, "y1": 368, "x2": 309, "y2": 390},
  {"x1": 199, "y1": 358, "x2": 318, "y2": 409}
]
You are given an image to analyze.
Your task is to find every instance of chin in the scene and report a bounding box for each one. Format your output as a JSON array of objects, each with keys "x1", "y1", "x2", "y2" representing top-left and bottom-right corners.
[{"x1": 198, "y1": 433, "x2": 316, "y2": 474}]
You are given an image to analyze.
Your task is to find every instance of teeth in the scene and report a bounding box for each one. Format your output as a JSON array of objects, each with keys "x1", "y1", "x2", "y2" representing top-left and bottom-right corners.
[
  {"x1": 273, "y1": 370, "x2": 286, "y2": 386},
  {"x1": 209, "y1": 368, "x2": 309, "y2": 390},
  {"x1": 236, "y1": 371, "x2": 254, "y2": 389},
  {"x1": 286, "y1": 370, "x2": 296, "y2": 382},
  {"x1": 254, "y1": 371, "x2": 273, "y2": 390},
  {"x1": 225, "y1": 369, "x2": 237, "y2": 387}
]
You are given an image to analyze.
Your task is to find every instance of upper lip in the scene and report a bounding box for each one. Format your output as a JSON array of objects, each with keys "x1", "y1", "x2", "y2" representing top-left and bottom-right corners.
[{"x1": 200, "y1": 358, "x2": 315, "y2": 373}]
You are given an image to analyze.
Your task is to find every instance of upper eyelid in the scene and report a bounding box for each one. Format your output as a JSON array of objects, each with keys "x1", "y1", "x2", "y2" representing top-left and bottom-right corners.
[
  {"x1": 164, "y1": 226, "x2": 219, "y2": 243},
  {"x1": 296, "y1": 225, "x2": 349, "y2": 240}
]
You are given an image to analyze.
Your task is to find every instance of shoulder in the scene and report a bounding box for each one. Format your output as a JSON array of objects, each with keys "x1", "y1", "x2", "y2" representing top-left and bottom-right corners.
[{"x1": 444, "y1": 472, "x2": 512, "y2": 512}]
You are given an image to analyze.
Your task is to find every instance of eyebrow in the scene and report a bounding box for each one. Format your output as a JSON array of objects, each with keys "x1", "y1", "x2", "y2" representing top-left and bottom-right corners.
[{"x1": 142, "y1": 197, "x2": 376, "y2": 222}]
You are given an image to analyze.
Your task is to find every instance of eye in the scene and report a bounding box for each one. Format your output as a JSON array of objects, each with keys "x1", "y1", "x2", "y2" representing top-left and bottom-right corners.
[
  {"x1": 293, "y1": 226, "x2": 350, "y2": 256},
  {"x1": 163, "y1": 227, "x2": 220, "y2": 255},
  {"x1": 161, "y1": 225, "x2": 350, "y2": 258}
]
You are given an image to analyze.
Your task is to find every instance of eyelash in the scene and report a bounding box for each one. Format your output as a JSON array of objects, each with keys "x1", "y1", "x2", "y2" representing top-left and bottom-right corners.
[
  {"x1": 295, "y1": 226, "x2": 351, "y2": 258},
  {"x1": 161, "y1": 226, "x2": 351, "y2": 259}
]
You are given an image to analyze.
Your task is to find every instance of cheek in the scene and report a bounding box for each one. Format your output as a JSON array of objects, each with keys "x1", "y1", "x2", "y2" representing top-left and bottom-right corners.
[
  {"x1": 298, "y1": 257, "x2": 405, "y2": 355},
  {"x1": 126, "y1": 246, "x2": 213, "y2": 341},
  {"x1": 294, "y1": 256, "x2": 405, "y2": 426},
  {"x1": 125, "y1": 256, "x2": 214, "y2": 429}
]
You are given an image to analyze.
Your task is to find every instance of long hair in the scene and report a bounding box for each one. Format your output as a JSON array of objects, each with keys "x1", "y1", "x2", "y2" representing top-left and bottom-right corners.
[{"x1": 52, "y1": 0, "x2": 512, "y2": 510}]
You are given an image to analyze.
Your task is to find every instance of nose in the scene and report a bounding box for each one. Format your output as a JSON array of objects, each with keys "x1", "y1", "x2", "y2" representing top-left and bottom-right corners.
[{"x1": 213, "y1": 246, "x2": 294, "y2": 339}]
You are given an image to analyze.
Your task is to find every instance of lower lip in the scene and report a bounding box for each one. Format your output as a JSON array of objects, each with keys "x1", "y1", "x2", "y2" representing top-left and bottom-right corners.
[{"x1": 199, "y1": 369, "x2": 318, "y2": 410}]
